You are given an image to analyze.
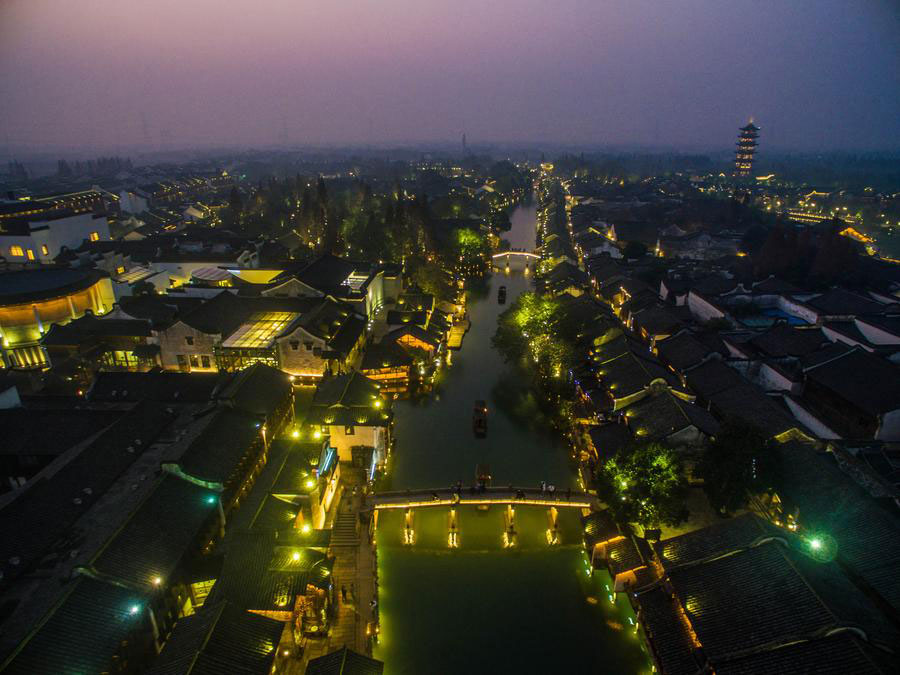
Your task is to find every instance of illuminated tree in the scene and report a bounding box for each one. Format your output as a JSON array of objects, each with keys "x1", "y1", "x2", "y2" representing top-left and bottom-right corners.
[{"x1": 597, "y1": 442, "x2": 689, "y2": 528}]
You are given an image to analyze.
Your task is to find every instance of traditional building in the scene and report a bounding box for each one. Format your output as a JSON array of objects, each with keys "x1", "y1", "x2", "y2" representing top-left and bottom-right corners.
[{"x1": 733, "y1": 120, "x2": 760, "y2": 178}]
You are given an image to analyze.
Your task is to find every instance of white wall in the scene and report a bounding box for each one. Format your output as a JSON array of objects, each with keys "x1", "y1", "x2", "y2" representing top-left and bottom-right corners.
[
  {"x1": 855, "y1": 319, "x2": 900, "y2": 346},
  {"x1": 877, "y1": 409, "x2": 900, "y2": 442},
  {"x1": 784, "y1": 396, "x2": 841, "y2": 440},
  {"x1": 687, "y1": 291, "x2": 726, "y2": 322}
]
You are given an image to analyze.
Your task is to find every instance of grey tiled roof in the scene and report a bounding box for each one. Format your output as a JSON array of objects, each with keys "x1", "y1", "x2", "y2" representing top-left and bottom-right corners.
[
  {"x1": 146, "y1": 601, "x2": 284, "y2": 675},
  {"x1": 1, "y1": 577, "x2": 147, "y2": 675},
  {"x1": 90, "y1": 474, "x2": 217, "y2": 588},
  {"x1": 306, "y1": 647, "x2": 384, "y2": 675}
]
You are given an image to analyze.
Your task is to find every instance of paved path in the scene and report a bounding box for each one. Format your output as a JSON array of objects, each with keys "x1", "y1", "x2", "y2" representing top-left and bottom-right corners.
[{"x1": 300, "y1": 470, "x2": 379, "y2": 668}]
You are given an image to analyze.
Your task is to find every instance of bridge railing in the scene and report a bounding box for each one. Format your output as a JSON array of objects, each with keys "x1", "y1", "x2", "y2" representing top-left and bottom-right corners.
[{"x1": 367, "y1": 486, "x2": 594, "y2": 510}]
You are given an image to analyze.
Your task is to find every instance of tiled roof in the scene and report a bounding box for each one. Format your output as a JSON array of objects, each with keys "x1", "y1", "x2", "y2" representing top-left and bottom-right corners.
[
  {"x1": 581, "y1": 510, "x2": 621, "y2": 548},
  {"x1": 306, "y1": 647, "x2": 384, "y2": 675},
  {"x1": 117, "y1": 294, "x2": 204, "y2": 329},
  {"x1": 213, "y1": 532, "x2": 332, "y2": 612},
  {"x1": 89, "y1": 370, "x2": 224, "y2": 403},
  {"x1": 360, "y1": 342, "x2": 413, "y2": 371},
  {"x1": 587, "y1": 423, "x2": 634, "y2": 459},
  {"x1": 215, "y1": 363, "x2": 292, "y2": 418},
  {"x1": 712, "y1": 632, "x2": 882, "y2": 675},
  {"x1": 774, "y1": 442, "x2": 900, "y2": 617},
  {"x1": 684, "y1": 360, "x2": 745, "y2": 399},
  {"x1": 1, "y1": 576, "x2": 147, "y2": 675},
  {"x1": 805, "y1": 347, "x2": 900, "y2": 416},
  {"x1": 307, "y1": 373, "x2": 393, "y2": 427},
  {"x1": 655, "y1": 513, "x2": 772, "y2": 569},
  {"x1": 180, "y1": 290, "x2": 248, "y2": 335},
  {"x1": 41, "y1": 315, "x2": 153, "y2": 345},
  {"x1": 632, "y1": 305, "x2": 685, "y2": 337},
  {"x1": 0, "y1": 402, "x2": 177, "y2": 586},
  {"x1": 146, "y1": 601, "x2": 283, "y2": 675},
  {"x1": 624, "y1": 390, "x2": 720, "y2": 439},
  {"x1": 90, "y1": 474, "x2": 217, "y2": 588},
  {"x1": 656, "y1": 332, "x2": 712, "y2": 371},
  {"x1": 175, "y1": 409, "x2": 263, "y2": 486},
  {"x1": 605, "y1": 536, "x2": 646, "y2": 576},
  {"x1": 0, "y1": 407, "x2": 122, "y2": 457},
  {"x1": 635, "y1": 586, "x2": 701, "y2": 675},
  {"x1": 707, "y1": 384, "x2": 797, "y2": 437},
  {"x1": 598, "y1": 350, "x2": 683, "y2": 400},
  {"x1": 668, "y1": 542, "x2": 834, "y2": 659},
  {"x1": 806, "y1": 288, "x2": 888, "y2": 317},
  {"x1": 748, "y1": 324, "x2": 827, "y2": 358}
]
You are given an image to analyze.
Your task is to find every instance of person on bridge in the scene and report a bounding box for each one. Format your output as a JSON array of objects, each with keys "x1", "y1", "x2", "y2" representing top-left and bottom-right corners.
[
  {"x1": 540, "y1": 481, "x2": 546, "y2": 494},
  {"x1": 548, "y1": 484, "x2": 556, "y2": 498}
]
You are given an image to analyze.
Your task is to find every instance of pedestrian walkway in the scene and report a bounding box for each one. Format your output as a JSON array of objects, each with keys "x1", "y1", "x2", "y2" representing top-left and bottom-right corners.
[{"x1": 299, "y1": 467, "x2": 379, "y2": 669}]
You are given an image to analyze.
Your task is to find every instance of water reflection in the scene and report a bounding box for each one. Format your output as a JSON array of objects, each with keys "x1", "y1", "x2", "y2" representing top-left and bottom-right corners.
[{"x1": 374, "y1": 204, "x2": 647, "y2": 674}]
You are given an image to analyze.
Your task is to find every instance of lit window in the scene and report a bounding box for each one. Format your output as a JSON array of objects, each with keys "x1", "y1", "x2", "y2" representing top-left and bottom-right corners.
[
  {"x1": 9, "y1": 245, "x2": 23, "y2": 257},
  {"x1": 41, "y1": 245, "x2": 49, "y2": 256},
  {"x1": 89, "y1": 231, "x2": 100, "y2": 241},
  {"x1": 115, "y1": 266, "x2": 125, "y2": 275},
  {"x1": 26, "y1": 249, "x2": 35, "y2": 261}
]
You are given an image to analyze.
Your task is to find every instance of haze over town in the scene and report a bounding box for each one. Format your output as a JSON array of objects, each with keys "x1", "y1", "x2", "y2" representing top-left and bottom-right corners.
[{"x1": 2, "y1": 0, "x2": 899, "y2": 152}]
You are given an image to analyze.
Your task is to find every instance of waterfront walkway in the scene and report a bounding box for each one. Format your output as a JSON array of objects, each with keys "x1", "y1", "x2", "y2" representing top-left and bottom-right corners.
[
  {"x1": 367, "y1": 486, "x2": 595, "y2": 510},
  {"x1": 299, "y1": 471, "x2": 378, "y2": 670}
]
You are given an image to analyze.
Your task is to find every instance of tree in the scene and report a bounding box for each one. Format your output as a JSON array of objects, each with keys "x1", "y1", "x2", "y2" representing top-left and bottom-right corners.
[
  {"x1": 493, "y1": 292, "x2": 575, "y2": 379},
  {"x1": 597, "y1": 442, "x2": 689, "y2": 528},
  {"x1": 697, "y1": 419, "x2": 778, "y2": 514},
  {"x1": 132, "y1": 280, "x2": 155, "y2": 296},
  {"x1": 623, "y1": 241, "x2": 647, "y2": 259},
  {"x1": 411, "y1": 259, "x2": 454, "y2": 302}
]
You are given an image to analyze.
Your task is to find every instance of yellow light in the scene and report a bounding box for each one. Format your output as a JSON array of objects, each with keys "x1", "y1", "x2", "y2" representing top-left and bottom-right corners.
[
  {"x1": 292, "y1": 551, "x2": 301, "y2": 561},
  {"x1": 153, "y1": 576, "x2": 162, "y2": 586},
  {"x1": 291, "y1": 429, "x2": 300, "y2": 439},
  {"x1": 313, "y1": 430, "x2": 322, "y2": 439},
  {"x1": 305, "y1": 479, "x2": 314, "y2": 489},
  {"x1": 374, "y1": 399, "x2": 382, "y2": 408},
  {"x1": 301, "y1": 523, "x2": 311, "y2": 534}
]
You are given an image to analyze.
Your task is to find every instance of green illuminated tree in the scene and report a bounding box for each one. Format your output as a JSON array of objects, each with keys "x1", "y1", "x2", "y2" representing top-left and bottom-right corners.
[{"x1": 598, "y1": 442, "x2": 689, "y2": 528}]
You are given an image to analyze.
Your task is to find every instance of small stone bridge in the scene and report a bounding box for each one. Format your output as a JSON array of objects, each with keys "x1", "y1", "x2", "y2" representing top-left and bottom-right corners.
[{"x1": 364, "y1": 486, "x2": 596, "y2": 511}]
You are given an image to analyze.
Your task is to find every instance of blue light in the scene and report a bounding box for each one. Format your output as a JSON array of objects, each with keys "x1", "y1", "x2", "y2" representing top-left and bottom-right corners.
[{"x1": 206, "y1": 495, "x2": 216, "y2": 505}]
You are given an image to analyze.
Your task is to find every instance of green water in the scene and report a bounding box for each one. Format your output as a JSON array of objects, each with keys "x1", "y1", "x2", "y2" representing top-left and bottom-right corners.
[{"x1": 372, "y1": 205, "x2": 649, "y2": 673}]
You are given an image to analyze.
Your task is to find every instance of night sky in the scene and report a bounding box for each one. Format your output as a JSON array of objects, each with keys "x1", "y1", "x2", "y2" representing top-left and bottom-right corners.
[{"x1": 1, "y1": 0, "x2": 898, "y2": 150}]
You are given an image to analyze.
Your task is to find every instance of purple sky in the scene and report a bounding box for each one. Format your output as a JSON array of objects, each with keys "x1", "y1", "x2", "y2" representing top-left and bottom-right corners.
[{"x1": 2, "y1": 0, "x2": 898, "y2": 151}]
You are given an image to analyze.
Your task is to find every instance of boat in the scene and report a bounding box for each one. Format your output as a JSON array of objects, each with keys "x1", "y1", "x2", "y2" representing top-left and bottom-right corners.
[
  {"x1": 473, "y1": 399, "x2": 488, "y2": 437},
  {"x1": 497, "y1": 285, "x2": 507, "y2": 304}
]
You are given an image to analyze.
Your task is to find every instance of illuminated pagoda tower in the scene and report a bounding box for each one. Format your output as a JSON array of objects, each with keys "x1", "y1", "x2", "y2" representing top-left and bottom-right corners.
[{"x1": 734, "y1": 119, "x2": 760, "y2": 178}]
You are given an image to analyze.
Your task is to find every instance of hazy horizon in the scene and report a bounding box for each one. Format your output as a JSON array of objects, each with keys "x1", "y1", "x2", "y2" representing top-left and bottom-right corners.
[{"x1": 2, "y1": 0, "x2": 899, "y2": 154}]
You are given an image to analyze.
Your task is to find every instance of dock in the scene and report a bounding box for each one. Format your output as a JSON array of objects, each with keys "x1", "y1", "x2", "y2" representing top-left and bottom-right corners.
[{"x1": 447, "y1": 317, "x2": 470, "y2": 349}]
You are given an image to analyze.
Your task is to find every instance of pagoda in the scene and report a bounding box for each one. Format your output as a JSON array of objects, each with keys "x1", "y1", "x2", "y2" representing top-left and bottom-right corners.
[{"x1": 734, "y1": 119, "x2": 759, "y2": 178}]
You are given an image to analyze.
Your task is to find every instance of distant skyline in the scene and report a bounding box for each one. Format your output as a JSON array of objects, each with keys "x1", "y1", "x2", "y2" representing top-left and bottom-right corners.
[{"x1": 1, "y1": 0, "x2": 899, "y2": 153}]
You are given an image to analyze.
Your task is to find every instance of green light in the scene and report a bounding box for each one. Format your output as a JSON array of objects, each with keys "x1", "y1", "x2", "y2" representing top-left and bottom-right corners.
[
  {"x1": 809, "y1": 537, "x2": 822, "y2": 550},
  {"x1": 206, "y1": 496, "x2": 216, "y2": 505},
  {"x1": 129, "y1": 604, "x2": 140, "y2": 615}
]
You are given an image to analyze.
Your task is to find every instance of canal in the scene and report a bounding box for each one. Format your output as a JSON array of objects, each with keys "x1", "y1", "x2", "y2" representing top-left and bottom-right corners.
[{"x1": 373, "y1": 203, "x2": 649, "y2": 673}]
